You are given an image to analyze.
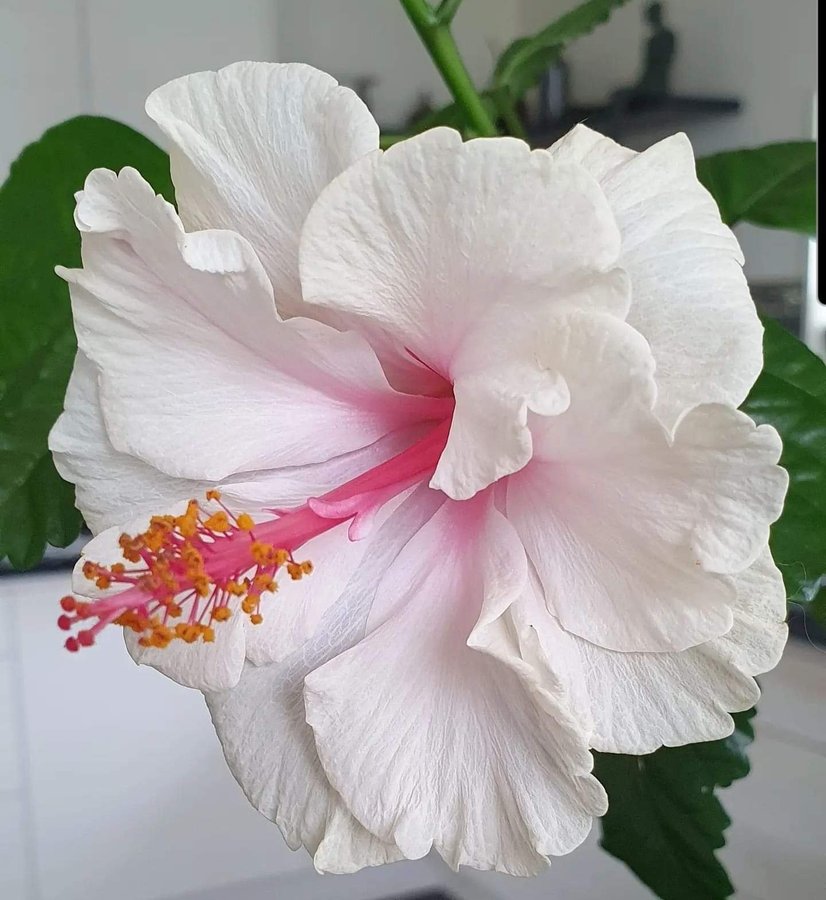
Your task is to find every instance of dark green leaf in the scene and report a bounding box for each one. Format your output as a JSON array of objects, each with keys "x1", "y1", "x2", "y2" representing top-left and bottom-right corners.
[
  {"x1": 492, "y1": 0, "x2": 630, "y2": 101},
  {"x1": 696, "y1": 142, "x2": 816, "y2": 234},
  {"x1": 0, "y1": 115, "x2": 173, "y2": 569},
  {"x1": 596, "y1": 709, "x2": 755, "y2": 900},
  {"x1": 742, "y1": 318, "x2": 826, "y2": 623}
]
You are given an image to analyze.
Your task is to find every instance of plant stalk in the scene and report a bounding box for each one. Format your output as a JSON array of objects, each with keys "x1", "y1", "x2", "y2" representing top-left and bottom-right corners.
[{"x1": 399, "y1": 0, "x2": 499, "y2": 138}]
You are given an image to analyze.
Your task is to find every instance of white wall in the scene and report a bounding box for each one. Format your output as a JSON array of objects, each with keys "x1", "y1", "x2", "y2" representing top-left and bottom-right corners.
[
  {"x1": 520, "y1": 0, "x2": 818, "y2": 281},
  {"x1": 0, "y1": 0, "x2": 280, "y2": 178},
  {"x1": 2, "y1": 1, "x2": 816, "y2": 281}
]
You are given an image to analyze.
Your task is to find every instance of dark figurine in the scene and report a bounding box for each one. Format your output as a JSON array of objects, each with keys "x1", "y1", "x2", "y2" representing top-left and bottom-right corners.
[
  {"x1": 606, "y1": 1, "x2": 678, "y2": 132},
  {"x1": 636, "y1": 1, "x2": 677, "y2": 97}
]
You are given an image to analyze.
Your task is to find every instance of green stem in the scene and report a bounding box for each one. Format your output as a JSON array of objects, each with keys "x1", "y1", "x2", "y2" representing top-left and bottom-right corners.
[
  {"x1": 435, "y1": 0, "x2": 463, "y2": 24},
  {"x1": 399, "y1": 0, "x2": 499, "y2": 138}
]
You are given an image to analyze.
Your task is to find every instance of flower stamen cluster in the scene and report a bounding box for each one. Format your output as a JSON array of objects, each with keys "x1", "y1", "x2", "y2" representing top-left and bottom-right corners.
[{"x1": 57, "y1": 491, "x2": 311, "y2": 652}]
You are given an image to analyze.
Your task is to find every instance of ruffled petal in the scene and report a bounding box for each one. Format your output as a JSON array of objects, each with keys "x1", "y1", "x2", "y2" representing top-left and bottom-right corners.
[
  {"x1": 49, "y1": 352, "x2": 203, "y2": 534},
  {"x1": 146, "y1": 62, "x2": 379, "y2": 317},
  {"x1": 505, "y1": 312, "x2": 786, "y2": 652},
  {"x1": 304, "y1": 495, "x2": 605, "y2": 874},
  {"x1": 206, "y1": 485, "x2": 444, "y2": 871},
  {"x1": 301, "y1": 128, "x2": 628, "y2": 497},
  {"x1": 550, "y1": 125, "x2": 763, "y2": 427},
  {"x1": 59, "y1": 167, "x2": 441, "y2": 483},
  {"x1": 555, "y1": 548, "x2": 787, "y2": 754}
]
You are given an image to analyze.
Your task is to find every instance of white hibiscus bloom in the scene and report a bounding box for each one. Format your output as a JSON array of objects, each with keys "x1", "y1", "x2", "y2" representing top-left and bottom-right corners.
[{"x1": 49, "y1": 62, "x2": 788, "y2": 876}]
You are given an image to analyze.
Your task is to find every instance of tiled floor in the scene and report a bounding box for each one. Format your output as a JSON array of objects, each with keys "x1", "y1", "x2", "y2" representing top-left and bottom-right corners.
[{"x1": 2, "y1": 566, "x2": 824, "y2": 900}]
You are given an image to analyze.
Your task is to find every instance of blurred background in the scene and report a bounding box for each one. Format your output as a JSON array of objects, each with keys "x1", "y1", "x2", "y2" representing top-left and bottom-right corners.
[{"x1": 0, "y1": 2, "x2": 821, "y2": 899}]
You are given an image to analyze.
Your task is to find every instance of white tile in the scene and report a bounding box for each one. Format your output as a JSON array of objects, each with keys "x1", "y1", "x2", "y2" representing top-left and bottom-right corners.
[
  {"x1": 0, "y1": 794, "x2": 28, "y2": 900},
  {"x1": 178, "y1": 856, "x2": 449, "y2": 900},
  {"x1": 15, "y1": 570, "x2": 311, "y2": 900},
  {"x1": 0, "y1": 659, "x2": 21, "y2": 794},
  {"x1": 757, "y1": 639, "x2": 826, "y2": 748},
  {"x1": 721, "y1": 731, "x2": 826, "y2": 900},
  {"x1": 0, "y1": 576, "x2": 17, "y2": 659}
]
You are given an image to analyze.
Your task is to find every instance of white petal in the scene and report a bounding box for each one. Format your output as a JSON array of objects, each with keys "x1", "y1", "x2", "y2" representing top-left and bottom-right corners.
[
  {"x1": 301, "y1": 129, "x2": 628, "y2": 497},
  {"x1": 505, "y1": 312, "x2": 786, "y2": 652},
  {"x1": 124, "y1": 617, "x2": 246, "y2": 692},
  {"x1": 429, "y1": 362, "x2": 570, "y2": 501},
  {"x1": 305, "y1": 496, "x2": 605, "y2": 874},
  {"x1": 438, "y1": 268, "x2": 632, "y2": 499},
  {"x1": 570, "y1": 548, "x2": 787, "y2": 754},
  {"x1": 60, "y1": 167, "x2": 439, "y2": 482},
  {"x1": 550, "y1": 125, "x2": 763, "y2": 427},
  {"x1": 208, "y1": 660, "x2": 399, "y2": 871},
  {"x1": 302, "y1": 129, "x2": 626, "y2": 368},
  {"x1": 146, "y1": 62, "x2": 379, "y2": 317},
  {"x1": 708, "y1": 546, "x2": 789, "y2": 677},
  {"x1": 49, "y1": 352, "x2": 202, "y2": 534},
  {"x1": 244, "y1": 507, "x2": 392, "y2": 667},
  {"x1": 218, "y1": 423, "x2": 430, "y2": 510},
  {"x1": 669, "y1": 404, "x2": 787, "y2": 574},
  {"x1": 205, "y1": 485, "x2": 444, "y2": 871}
]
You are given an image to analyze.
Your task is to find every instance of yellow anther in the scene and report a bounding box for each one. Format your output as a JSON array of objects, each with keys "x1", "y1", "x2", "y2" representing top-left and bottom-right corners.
[
  {"x1": 250, "y1": 614, "x2": 263, "y2": 626},
  {"x1": 118, "y1": 533, "x2": 143, "y2": 563},
  {"x1": 253, "y1": 573, "x2": 276, "y2": 593},
  {"x1": 204, "y1": 511, "x2": 230, "y2": 532},
  {"x1": 205, "y1": 489, "x2": 222, "y2": 501},
  {"x1": 212, "y1": 606, "x2": 232, "y2": 622},
  {"x1": 175, "y1": 623, "x2": 200, "y2": 644},
  {"x1": 286, "y1": 562, "x2": 303, "y2": 580},
  {"x1": 241, "y1": 595, "x2": 259, "y2": 615},
  {"x1": 236, "y1": 513, "x2": 255, "y2": 531},
  {"x1": 250, "y1": 541, "x2": 281, "y2": 566},
  {"x1": 300, "y1": 560, "x2": 313, "y2": 575}
]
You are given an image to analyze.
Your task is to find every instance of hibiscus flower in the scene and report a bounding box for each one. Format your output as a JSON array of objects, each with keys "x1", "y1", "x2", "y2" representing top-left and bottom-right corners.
[{"x1": 49, "y1": 62, "x2": 788, "y2": 875}]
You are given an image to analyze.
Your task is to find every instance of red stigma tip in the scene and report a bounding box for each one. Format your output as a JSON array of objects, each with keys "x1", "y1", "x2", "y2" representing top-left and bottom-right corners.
[
  {"x1": 57, "y1": 615, "x2": 72, "y2": 631},
  {"x1": 65, "y1": 637, "x2": 80, "y2": 653},
  {"x1": 60, "y1": 596, "x2": 76, "y2": 612},
  {"x1": 77, "y1": 630, "x2": 95, "y2": 648}
]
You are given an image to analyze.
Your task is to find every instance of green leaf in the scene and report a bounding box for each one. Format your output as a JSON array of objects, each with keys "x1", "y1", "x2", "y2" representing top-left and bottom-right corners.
[
  {"x1": 696, "y1": 142, "x2": 816, "y2": 234},
  {"x1": 492, "y1": 0, "x2": 630, "y2": 101},
  {"x1": 742, "y1": 318, "x2": 826, "y2": 623},
  {"x1": 0, "y1": 115, "x2": 174, "y2": 570},
  {"x1": 595, "y1": 709, "x2": 755, "y2": 900}
]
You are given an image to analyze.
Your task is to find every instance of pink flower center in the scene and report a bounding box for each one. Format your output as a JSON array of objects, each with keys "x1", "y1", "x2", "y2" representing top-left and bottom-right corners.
[{"x1": 58, "y1": 418, "x2": 451, "y2": 652}]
